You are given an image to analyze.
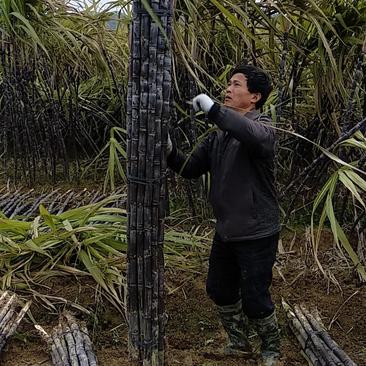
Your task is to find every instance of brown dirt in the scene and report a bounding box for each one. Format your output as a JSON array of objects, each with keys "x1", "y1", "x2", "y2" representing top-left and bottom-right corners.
[{"x1": 0, "y1": 228, "x2": 365, "y2": 366}]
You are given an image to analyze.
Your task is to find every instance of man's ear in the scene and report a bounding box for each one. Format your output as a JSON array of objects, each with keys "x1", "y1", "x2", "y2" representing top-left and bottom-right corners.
[{"x1": 251, "y1": 93, "x2": 262, "y2": 104}]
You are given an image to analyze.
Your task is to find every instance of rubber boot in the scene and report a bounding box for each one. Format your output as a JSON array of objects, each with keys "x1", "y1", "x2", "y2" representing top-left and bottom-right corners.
[
  {"x1": 251, "y1": 311, "x2": 281, "y2": 366},
  {"x1": 217, "y1": 300, "x2": 252, "y2": 356}
]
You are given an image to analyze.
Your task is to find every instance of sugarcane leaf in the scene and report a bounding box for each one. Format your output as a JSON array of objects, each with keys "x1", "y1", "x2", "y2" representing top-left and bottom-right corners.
[
  {"x1": 113, "y1": 137, "x2": 127, "y2": 158},
  {"x1": 0, "y1": 220, "x2": 29, "y2": 236},
  {"x1": 0, "y1": 235, "x2": 21, "y2": 253},
  {"x1": 87, "y1": 246, "x2": 106, "y2": 262},
  {"x1": 94, "y1": 241, "x2": 123, "y2": 256},
  {"x1": 325, "y1": 193, "x2": 338, "y2": 246},
  {"x1": 78, "y1": 249, "x2": 108, "y2": 291},
  {"x1": 55, "y1": 264, "x2": 90, "y2": 276},
  {"x1": 62, "y1": 220, "x2": 81, "y2": 247},
  {"x1": 81, "y1": 142, "x2": 109, "y2": 179},
  {"x1": 312, "y1": 172, "x2": 335, "y2": 213},
  {"x1": 82, "y1": 232, "x2": 116, "y2": 246},
  {"x1": 353, "y1": 131, "x2": 366, "y2": 141},
  {"x1": 114, "y1": 150, "x2": 126, "y2": 182},
  {"x1": 100, "y1": 237, "x2": 127, "y2": 251},
  {"x1": 88, "y1": 214, "x2": 126, "y2": 223},
  {"x1": 344, "y1": 170, "x2": 366, "y2": 192},
  {"x1": 311, "y1": 172, "x2": 337, "y2": 272},
  {"x1": 338, "y1": 171, "x2": 365, "y2": 208},
  {"x1": 308, "y1": 14, "x2": 338, "y2": 73},
  {"x1": 340, "y1": 138, "x2": 366, "y2": 150},
  {"x1": 39, "y1": 205, "x2": 57, "y2": 232},
  {"x1": 334, "y1": 220, "x2": 366, "y2": 281},
  {"x1": 107, "y1": 139, "x2": 116, "y2": 191},
  {"x1": 208, "y1": 0, "x2": 268, "y2": 50},
  {"x1": 319, "y1": 147, "x2": 364, "y2": 173},
  {"x1": 334, "y1": 13, "x2": 352, "y2": 32},
  {"x1": 23, "y1": 239, "x2": 50, "y2": 257},
  {"x1": 10, "y1": 12, "x2": 48, "y2": 54}
]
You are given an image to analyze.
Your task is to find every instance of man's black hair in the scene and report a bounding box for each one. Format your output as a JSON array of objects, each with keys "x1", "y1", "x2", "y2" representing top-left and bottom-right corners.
[{"x1": 230, "y1": 64, "x2": 272, "y2": 109}]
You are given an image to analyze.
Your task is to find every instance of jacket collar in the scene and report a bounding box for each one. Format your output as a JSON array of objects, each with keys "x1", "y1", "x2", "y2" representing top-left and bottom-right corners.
[{"x1": 244, "y1": 109, "x2": 260, "y2": 120}]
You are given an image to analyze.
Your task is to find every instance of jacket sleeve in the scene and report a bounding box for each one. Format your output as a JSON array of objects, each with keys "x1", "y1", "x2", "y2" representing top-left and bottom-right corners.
[
  {"x1": 207, "y1": 103, "x2": 275, "y2": 156},
  {"x1": 167, "y1": 136, "x2": 211, "y2": 179}
]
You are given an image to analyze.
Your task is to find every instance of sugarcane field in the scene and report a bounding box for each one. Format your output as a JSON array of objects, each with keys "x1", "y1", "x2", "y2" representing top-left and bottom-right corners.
[{"x1": 0, "y1": 0, "x2": 366, "y2": 365}]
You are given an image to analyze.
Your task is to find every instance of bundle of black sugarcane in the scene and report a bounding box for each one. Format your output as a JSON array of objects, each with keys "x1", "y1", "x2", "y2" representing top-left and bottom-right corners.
[
  {"x1": 282, "y1": 300, "x2": 357, "y2": 366},
  {"x1": 35, "y1": 312, "x2": 98, "y2": 366},
  {"x1": 0, "y1": 291, "x2": 31, "y2": 352},
  {"x1": 126, "y1": 0, "x2": 173, "y2": 364}
]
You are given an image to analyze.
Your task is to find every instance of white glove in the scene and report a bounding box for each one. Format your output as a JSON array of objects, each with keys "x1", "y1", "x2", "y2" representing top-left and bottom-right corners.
[
  {"x1": 192, "y1": 94, "x2": 214, "y2": 113},
  {"x1": 167, "y1": 133, "x2": 173, "y2": 156}
]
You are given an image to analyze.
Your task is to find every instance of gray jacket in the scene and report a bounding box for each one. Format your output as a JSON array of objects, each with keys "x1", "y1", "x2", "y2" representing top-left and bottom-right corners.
[{"x1": 167, "y1": 103, "x2": 280, "y2": 242}]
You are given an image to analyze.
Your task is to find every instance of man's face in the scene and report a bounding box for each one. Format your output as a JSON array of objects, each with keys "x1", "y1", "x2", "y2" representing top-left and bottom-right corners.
[{"x1": 224, "y1": 73, "x2": 261, "y2": 112}]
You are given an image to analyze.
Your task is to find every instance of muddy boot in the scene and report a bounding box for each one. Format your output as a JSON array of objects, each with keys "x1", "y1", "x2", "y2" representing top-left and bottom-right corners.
[
  {"x1": 251, "y1": 311, "x2": 280, "y2": 366},
  {"x1": 217, "y1": 300, "x2": 252, "y2": 356}
]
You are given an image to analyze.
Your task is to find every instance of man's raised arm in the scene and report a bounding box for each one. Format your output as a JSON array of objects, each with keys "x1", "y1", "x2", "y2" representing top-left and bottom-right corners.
[
  {"x1": 209, "y1": 103, "x2": 275, "y2": 156},
  {"x1": 193, "y1": 94, "x2": 275, "y2": 157}
]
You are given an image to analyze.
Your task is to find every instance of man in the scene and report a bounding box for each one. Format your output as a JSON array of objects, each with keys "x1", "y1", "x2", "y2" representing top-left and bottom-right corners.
[{"x1": 167, "y1": 65, "x2": 281, "y2": 366}]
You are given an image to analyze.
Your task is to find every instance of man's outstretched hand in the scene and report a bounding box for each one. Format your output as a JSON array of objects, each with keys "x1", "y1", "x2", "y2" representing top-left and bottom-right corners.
[{"x1": 192, "y1": 94, "x2": 214, "y2": 113}]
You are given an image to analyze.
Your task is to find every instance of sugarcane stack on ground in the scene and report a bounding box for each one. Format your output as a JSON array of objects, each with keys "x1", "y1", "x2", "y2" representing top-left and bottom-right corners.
[
  {"x1": 0, "y1": 187, "x2": 126, "y2": 218},
  {"x1": 282, "y1": 300, "x2": 357, "y2": 366},
  {"x1": 0, "y1": 291, "x2": 31, "y2": 352},
  {"x1": 35, "y1": 312, "x2": 98, "y2": 366}
]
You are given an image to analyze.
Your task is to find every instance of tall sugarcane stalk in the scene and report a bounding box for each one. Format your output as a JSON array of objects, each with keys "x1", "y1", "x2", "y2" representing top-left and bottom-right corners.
[{"x1": 126, "y1": 0, "x2": 173, "y2": 364}]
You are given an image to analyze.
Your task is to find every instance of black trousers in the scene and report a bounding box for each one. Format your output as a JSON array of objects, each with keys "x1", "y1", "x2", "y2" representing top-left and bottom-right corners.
[{"x1": 206, "y1": 232, "x2": 279, "y2": 319}]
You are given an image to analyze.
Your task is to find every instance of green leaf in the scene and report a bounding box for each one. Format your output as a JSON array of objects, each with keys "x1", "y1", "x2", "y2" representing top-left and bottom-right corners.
[
  {"x1": 39, "y1": 205, "x2": 57, "y2": 232},
  {"x1": 10, "y1": 12, "x2": 49, "y2": 55},
  {"x1": 334, "y1": 220, "x2": 366, "y2": 282},
  {"x1": 340, "y1": 138, "x2": 366, "y2": 150},
  {"x1": 338, "y1": 171, "x2": 365, "y2": 208},
  {"x1": 312, "y1": 172, "x2": 337, "y2": 213},
  {"x1": 344, "y1": 170, "x2": 366, "y2": 192},
  {"x1": 78, "y1": 249, "x2": 108, "y2": 291},
  {"x1": 325, "y1": 193, "x2": 338, "y2": 246},
  {"x1": 208, "y1": 0, "x2": 268, "y2": 51},
  {"x1": 308, "y1": 15, "x2": 338, "y2": 80}
]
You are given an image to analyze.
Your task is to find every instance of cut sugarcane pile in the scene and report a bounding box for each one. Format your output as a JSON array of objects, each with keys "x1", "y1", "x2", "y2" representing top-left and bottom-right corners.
[
  {"x1": 282, "y1": 300, "x2": 357, "y2": 366},
  {"x1": 35, "y1": 312, "x2": 98, "y2": 366},
  {"x1": 0, "y1": 187, "x2": 126, "y2": 218},
  {"x1": 0, "y1": 291, "x2": 31, "y2": 352}
]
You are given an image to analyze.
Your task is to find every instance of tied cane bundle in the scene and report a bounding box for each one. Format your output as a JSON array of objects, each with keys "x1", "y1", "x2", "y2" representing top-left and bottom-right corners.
[
  {"x1": 0, "y1": 291, "x2": 31, "y2": 352},
  {"x1": 35, "y1": 312, "x2": 98, "y2": 366}
]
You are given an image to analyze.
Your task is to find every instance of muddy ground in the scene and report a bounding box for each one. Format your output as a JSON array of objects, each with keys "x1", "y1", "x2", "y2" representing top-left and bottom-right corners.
[{"x1": 0, "y1": 229, "x2": 365, "y2": 366}]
